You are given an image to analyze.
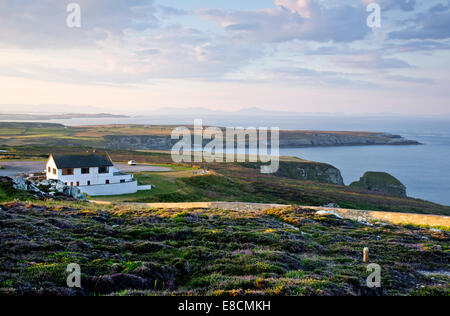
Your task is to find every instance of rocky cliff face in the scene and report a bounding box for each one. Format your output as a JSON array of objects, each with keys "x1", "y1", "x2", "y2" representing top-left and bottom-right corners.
[
  {"x1": 350, "y1": 172, "x2": 407, "y2": 197},
  {"x1": 276, "y1": 161, "x2": 344, "y2": 185},
  {"x1": 105, "y1": 135, "x2": 174, "y2": 150},
  {"x1": 278, "y1": 132, "x2": 420, "y2": 147},
  {"x1": 240, "y1": 159, "x2": 344, "y2": 185}
]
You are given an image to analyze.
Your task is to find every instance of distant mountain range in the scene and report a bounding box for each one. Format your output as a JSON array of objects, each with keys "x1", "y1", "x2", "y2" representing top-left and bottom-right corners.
[
  {"x1": 0, "y1": 113, "x2": 128, "y2": 121},
  {"x1": 142, "y1": 107, "x2": 348, "y2": 116},
  {"x1": 2, "y1": 104, "x2": 449, "y2": 118}
]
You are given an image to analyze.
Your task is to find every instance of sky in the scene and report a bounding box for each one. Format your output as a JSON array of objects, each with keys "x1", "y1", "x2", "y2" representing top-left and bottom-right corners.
[{"x1": 0, "y1": 0, "x2": 449, "y2": 115}]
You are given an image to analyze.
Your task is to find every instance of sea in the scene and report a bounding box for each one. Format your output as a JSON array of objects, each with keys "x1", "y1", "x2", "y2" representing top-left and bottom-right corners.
[{"x1": 3, "y1": 114, "x2": 450, "y2": 206}]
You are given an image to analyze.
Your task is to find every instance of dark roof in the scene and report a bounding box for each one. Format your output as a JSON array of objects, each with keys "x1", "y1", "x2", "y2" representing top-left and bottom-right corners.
[{"x1": 51, "y1": 154, "x2": 113, "y2": 169}]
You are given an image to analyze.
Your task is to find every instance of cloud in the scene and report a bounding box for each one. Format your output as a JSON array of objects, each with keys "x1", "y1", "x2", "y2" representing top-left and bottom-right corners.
[
  {"x1": 384, "y1": 40, "x2": 450, "y2": 53},
  {"x1": 271, "y1": 66, "x2": 344, "y2": 77},
  {"x1": 361, "y1": 0, "x2": 417, "y2": 12},
  {"x1": 0, "y1": 0, "x2": 159, "y2": 48},
  {"x1": 336, "y1": 54, "x2": 413, "y2": 69},
  {"x1": 389, "y1": 4, "x2": 450, "y2": 40},
  {"x1": 428, "y1": 3, "x2": 449, "y2": 13},
  {"x1": 198, "y1": 0, "x2": 370, "y2": 43},
  {"x1": 0, "y1": 0, "x2": 447, "y2": 91},
  {"x1": 137, "y1": 48, "x2": 161, "y2": 56},
  {"x1": 274, "y1": 0, "x2": 315, "y2": 18},
  {"x1": 264, "y1": 66, "x2": 379, "y2": 88},
  {"x1": 157, "y1": 5, "x2": 189, "y2": 16},
  {"x1": 0, "y1": 23, "x2": 266, "y2": 85},
  {"x1": 385, "y1": 75, "x2": 435, "y2": 84}
]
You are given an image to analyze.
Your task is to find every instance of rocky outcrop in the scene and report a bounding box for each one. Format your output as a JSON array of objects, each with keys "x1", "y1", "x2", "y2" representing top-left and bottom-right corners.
[
  {"x1": 7, "y1": 176, "x2": 87, "y2": 200},
  {"x1": 277, "y1": 160, "x2": 344, "y2": 185},
  {"x1": 350, "y1": 172, "x2": 407, "y2": 197},
  {"x1": 240, "y1": 159, "x2": 344, "y2": 185}
]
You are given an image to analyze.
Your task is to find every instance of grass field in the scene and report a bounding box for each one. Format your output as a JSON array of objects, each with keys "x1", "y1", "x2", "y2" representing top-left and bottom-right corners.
[{"x1": 93, "y1": 166, "x2": 199, "y2": 202}]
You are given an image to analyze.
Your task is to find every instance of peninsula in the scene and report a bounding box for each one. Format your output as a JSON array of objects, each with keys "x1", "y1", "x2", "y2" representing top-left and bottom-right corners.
[{"x1": 0, "y1": 123, "x2": 420, "y2": 149}]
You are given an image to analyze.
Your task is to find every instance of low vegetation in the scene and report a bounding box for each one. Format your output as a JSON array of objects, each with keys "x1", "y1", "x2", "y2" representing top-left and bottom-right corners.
[
  {"x1": 0, "y1": 177, "x2": 33, "y2": 201},
  {"x1": 0, "y1": 202, "x2": 448, "y2": 296}
]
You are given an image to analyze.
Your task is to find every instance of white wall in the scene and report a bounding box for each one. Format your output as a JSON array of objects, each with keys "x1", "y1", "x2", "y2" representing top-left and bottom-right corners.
[
  {"x1": 138, "y1": 185, "x2": 152, "y2": 191},
  {"x1": 79, "y1": 179, "x2": 138, "y2": 196},
  {"x1": 46, "y1": 157, "x2": 59, "y2": 180},
  {"x1": 46, "y1": 158, "x2": 133, "y2": 186}
]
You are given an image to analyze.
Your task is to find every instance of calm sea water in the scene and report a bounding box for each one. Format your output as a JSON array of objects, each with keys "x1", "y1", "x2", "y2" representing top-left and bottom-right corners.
[{"x1": 5, "y1": 114, "x2": 450, "y2": 205}]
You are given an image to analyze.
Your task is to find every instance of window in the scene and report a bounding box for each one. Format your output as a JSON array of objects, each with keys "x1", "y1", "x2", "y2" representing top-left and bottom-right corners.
[
  {"x1": 48, "y1": 167, "x2": 51, "y2": 173},
  {"x1": 120, "y1": 179, "x2": 125, "y2": 183},
  {"x1": 98, "y1": 166, "x2": 109, "y2": 174},
  {"x1": 62, "y1": 168, "x2": 74, "y2": 175},
  {"x1": 106, "y1": 180, "x2": 110, "y2": 184},
  {"x1": 81, "y1": 168, "x2": 90, "y2": 174},
  {"x1": 53, "y1": 168, "x2": 57, "y2": 175}
]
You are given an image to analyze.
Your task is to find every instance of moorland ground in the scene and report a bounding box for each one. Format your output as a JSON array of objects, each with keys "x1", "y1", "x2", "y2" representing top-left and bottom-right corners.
[{"x1": 0, "y1": 201, "x2": 448, "y2": 296}]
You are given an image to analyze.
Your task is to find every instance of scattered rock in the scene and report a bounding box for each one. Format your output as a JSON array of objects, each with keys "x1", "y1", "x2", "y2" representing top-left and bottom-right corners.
[
  {"x1": 126, "y1": 241, "x2": 169, "y2": 253},
  {"x1": 282, "y1": 223, "x2": 300, "y2": 231},
  {"x1": 316, "y1": 210, "x2": 343, "y2": 219},
  {"x1": 48, "y1": 218, "x2": 74, "y2": 229},
  {"x1": 9, "y1": 176, "x2": 87, "y2": 201},
  {"x1": 38, "y1": 179, "x2": 51, "y2": 186},
  {"x1": 89, "y1": 273, "x2": 150, "y2": 294},
  {"x1": 55, "y1": 181, "x2": 66, "y2": 192},
  {"x1": 418, "y1": 271, "x2": 450, "y2": 278},
  {"x1": 322, "y1": 203, "x2": 340, "y2": 208},
  {"x1": 0, "y1": 205, "x2": 9, "y2": 219},
  {"x1": 12, "y1": 176, "x2": 28, "y2": 191},
  {"x1": 357, "y1": 220, "x2": 374, "y2": 227}
]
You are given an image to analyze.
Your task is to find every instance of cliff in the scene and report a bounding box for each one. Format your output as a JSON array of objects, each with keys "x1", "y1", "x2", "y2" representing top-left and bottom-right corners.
[
  {"x1": 104, "y1": 131, "x2": 420, "y2": 151},
  {"x1": 240, "y1": 157, "x2": 344, "y2": 185},
  {"x1": 277, "y1": 131, "x2": 420, "y2": 147},
  {"x1": 350, "y1": 172, "x2": 407, "y2": 197}
]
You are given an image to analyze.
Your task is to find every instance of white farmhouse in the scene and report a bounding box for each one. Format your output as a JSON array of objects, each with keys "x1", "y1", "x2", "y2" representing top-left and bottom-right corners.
[{"x1": 46, "y1": 153, "x2": 150, "y2": 196}]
